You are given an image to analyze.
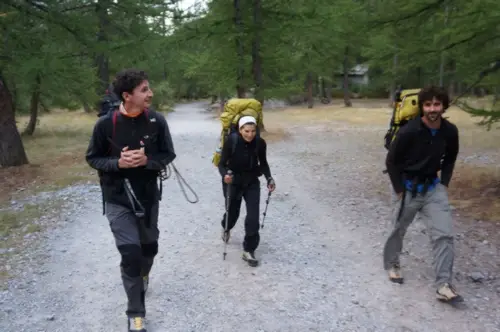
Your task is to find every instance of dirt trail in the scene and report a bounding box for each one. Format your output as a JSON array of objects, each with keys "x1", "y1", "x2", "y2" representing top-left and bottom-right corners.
[{"x1": 1, "y1": 102, "x2": 499, "y2": 332}]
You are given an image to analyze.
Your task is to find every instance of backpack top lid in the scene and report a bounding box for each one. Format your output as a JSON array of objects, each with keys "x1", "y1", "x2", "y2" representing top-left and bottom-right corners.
[
  {"x1": 220, "y1": 98, "x2": 263, "y2": 132},
  {"x1": 394, "y1": 88, "x2": 421, "y2": 125}
]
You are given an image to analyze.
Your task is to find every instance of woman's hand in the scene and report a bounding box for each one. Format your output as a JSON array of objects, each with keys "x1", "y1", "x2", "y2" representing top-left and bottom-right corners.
[
  {"x1": 267, "y1": 177, "x2": 276, "y2": 192},
  {"x1": 224, "y1": 174, "x2": 233, "y2": 184}
]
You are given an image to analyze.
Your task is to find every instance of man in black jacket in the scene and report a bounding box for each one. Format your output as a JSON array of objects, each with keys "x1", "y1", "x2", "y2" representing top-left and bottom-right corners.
[
  {"x1": 383, "y1": 85, "x2": 463, "y2": 304},
  {"x1": 86, "y1": 69, "x2": 176, "y2": 332}
]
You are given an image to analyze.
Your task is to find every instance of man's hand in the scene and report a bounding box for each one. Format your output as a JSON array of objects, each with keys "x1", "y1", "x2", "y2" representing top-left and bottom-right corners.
[
  {"x1": 118, "y1": 147, "x2": 147, "y2": 168},
  {"x1": 130, "y1": 147, "x2": 147, "y2": 167},
  {"x1": 397, "y1": 192, "x2": 403, "y2": 200},
  {"x1": 118, "y1": 147, "x2": 133, "y2": 168}
]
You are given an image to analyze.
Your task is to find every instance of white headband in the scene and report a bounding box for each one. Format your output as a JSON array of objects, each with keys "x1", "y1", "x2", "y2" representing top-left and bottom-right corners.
[{"x1": 238, "y1": 115, "x2": 257, "y2": 129}]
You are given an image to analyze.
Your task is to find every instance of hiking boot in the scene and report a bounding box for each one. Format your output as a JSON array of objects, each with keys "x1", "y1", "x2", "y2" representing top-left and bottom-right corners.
[
  {"x1": 242, "y1": 251, "x2": 259, "y2": 267},
  {"x1": 221, "y1": 229, "x2": 230, "y2": 243},
  {"x1": 388, "y1": 264, "x2": 404, "y2": 284},
  {"x1": 128, "y1": 317, "x2": 147, "y2": 332},
  {"x1": 436, "y1": 283, "x2": 464, "y2": 303},
  {"x1": 143, "y1": 275, "x2": 149, "y2": 293}
]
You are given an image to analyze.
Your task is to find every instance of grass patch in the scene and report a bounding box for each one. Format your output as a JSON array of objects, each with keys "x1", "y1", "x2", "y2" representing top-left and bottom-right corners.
[
  {"x1": 261, "y1": 126, "x2": 291, "y2": 143},
  {"x1": 449, "y1": 163, "x2": 500, "y2": 222},
  {"x1": 0, "y1": 110, "x2": 99, "y2": 204},
  {"x1": 265, "y1": 99, "x2": 392, "y2": 127},
  {"x1": 0, "y1": 200, "x2": 63, "y2": 287},
  {"x1": 0, "y1": 204, "x2": 46, "y2": 239}
]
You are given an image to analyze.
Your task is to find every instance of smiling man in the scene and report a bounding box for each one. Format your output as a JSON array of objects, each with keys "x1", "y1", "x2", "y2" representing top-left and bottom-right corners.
[
  {"x1": 86, "y1": 69, "x2": 176, "y2": 331},
  {"x1": 383, "y1": 85, "x2": 463, "y2": 305}
]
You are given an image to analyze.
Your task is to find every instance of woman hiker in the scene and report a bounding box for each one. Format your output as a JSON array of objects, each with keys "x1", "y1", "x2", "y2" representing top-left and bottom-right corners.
[{"x1": 218, "y1": 115, "x2": 276, "y2": 267}]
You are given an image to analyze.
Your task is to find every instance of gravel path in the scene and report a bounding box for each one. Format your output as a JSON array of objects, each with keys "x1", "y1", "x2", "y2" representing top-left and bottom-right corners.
[{"x1": 1, "y1": 102, "x2": 500, "y2": 332}]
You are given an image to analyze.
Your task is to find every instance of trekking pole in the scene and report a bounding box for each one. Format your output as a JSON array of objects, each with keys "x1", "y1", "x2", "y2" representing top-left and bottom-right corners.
[
  {"x1": 260, "y1": 190, "x2": 272, "y2": 229},
  {"x1": 223, "y1": 170, "x2": 232, "y2": 260}
]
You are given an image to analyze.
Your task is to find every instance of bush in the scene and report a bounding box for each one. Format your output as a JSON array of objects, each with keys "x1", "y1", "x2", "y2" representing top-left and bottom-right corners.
[
  {"x1": 151, "y1": 81, "x2": 175, "y2": 112},
  {"x1": 359, "y1": 86, "x2": 388, "y2": 98}
]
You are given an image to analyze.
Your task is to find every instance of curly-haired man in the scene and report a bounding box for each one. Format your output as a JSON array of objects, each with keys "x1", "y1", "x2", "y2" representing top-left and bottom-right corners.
[
  {"x1": 86, "y1": 68, "x2": 176, "y2": 331},
  {"x1": 384, "y1": 85, "x2": 463, "y2": 305}
]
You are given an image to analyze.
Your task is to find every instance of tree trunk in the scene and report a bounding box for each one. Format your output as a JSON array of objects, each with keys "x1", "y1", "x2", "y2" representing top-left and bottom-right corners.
[
  {"x1": 477, "y1": 87, "x2": 486, "y2": 97},
  {"x1": 389, "y1": 54, "x2": 398, "y2": 105},
  {"x1": 9, "y1": 78, "x2": 18, "y2": 113},
  {"x1": 320, "y1": 76, "x2": 329, "y2": 104},
  {"x1": 324, "y1": 76, "x2": 332, "y2": 103},
  {"x1": 342, "y1": 46, "x2": 352, "y2": 107},
  {"x1": 95, "y1": 0, "x2": 111, "y2": 107},
  {"x1": 219, "y1": 93, "x2": 226, "y2": 113},
  {"x1": 251, "y1": 0, "x2": 266, "y2": 131},
  {"x1": 251, "y1": 0, "x2": 263, "y2": 104},
  {"x1": 234, "y1": 0, "x2": 245, "y2": 98},
  {"x1": 82, "y1": 101, "x2": 92, "y2": 113},
  {"x1": 447, "y1": 59, "x2": 456, "y2": 98},
  {"x1": 24, "y1": 74, "x2": 42, "y2": 136},
  {"x1": 320, "y1": 77, "x2": 326, "y2": 98},
  {"x1": 40, "y1": 101, "x2": 50, "y2": 113},
  {"x1": 314, "y1": 75, "x2": 320, "y2": 98},
  {"x1": 0, "y1": 75, "x2": 29, "y2": 167},
  {"x1": 439, "y1": 5, "x2": 449, "y2": 87},
  {"x1": 306, "y1": 72, "x2": 314, "y2": 108}
]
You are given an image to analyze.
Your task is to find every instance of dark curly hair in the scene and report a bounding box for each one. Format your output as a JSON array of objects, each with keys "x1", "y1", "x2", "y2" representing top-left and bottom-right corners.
[
  {"x1": 418, "y1": 85, "x2": 450, "y2": 113},
  {"x1": 112, "y1": 69, "x2": 149, "y2": 101}
]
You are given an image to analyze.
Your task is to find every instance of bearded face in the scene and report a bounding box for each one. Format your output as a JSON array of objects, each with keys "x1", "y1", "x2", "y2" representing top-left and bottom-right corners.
[{"x1": 422, "y1": 97, "x2": 444, "y2": 123}]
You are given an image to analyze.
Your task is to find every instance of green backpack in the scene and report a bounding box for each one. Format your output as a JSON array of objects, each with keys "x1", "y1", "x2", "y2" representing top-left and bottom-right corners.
[{"x1": 212, "y1": 98, "x2": 264, "y2": 167}]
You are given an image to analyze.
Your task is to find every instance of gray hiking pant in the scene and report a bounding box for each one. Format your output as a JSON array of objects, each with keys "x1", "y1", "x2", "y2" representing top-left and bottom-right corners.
[
  {"x1": 105, "y1": 202, "x2": 160, "y2": 318},
  {"x1": 383, "y1": 183, "x2": 455, "y2": 287}
]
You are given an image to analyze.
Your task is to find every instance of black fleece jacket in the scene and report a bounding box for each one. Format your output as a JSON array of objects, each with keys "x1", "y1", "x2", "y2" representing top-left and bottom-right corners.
[
  {"x1": 386, "y1": 117, "x2": 459, "y2": 194},
  {"x1": 218, "y1": 134, "x2": 272, "y2": 183},
  {"x1": 85, "y1": 110, "x2": 176, "y2": 207}
]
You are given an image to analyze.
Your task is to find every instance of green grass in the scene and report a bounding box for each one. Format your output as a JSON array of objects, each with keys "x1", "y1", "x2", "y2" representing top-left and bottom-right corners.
[
  {"x1": 0, "y1": 200, "x2": 63, "y2": 287},
  {"x1": 0, "y1": 204, "x2": 46, "y2": 239}
]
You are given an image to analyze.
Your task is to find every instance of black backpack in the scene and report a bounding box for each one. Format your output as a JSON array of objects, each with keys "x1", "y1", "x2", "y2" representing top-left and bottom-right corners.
[{"x1": 97, "y1": 85, "x2": 121, "y2": 117}]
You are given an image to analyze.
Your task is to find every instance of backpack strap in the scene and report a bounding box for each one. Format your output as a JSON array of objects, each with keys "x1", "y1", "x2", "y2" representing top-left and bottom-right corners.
[
  {"x1": 142, "y1": 109, "x2": 165, "y2": 200},
  {"x1": 105, "y1": 110, "x2": 119, "y2": 156},
  {"x1": 112, "y1": 110, "x2": 118, "y2": 140},
  {"x1": 255, "y1": 135, "x2": 260, "y2": 159},
  {"x1": 102, "y1": 110, "x2": 119, "y2": 215},
  {"x1": 231, "y1": 132, "x2": 238, "y2": 155},
  {"x1": 109, "y1": 108, "x2": 152, "y2": 153},
  {"x1": 229, "y1": 132, "x2": 261, "y2": 165}
]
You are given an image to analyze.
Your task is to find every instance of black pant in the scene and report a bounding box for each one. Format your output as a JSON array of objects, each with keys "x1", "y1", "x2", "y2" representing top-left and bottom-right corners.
[
  {"x1": 105, "y1": 202, "x2": 160, "y2": 317},
  {"x1": 221, "y1": 178, "x2": 261, "y2": 252}
]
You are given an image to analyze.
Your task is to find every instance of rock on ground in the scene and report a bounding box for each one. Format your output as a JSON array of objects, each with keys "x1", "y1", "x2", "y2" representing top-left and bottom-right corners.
[{"x1": 1, "y1": 102, "x2": 499, "y2": 332}]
